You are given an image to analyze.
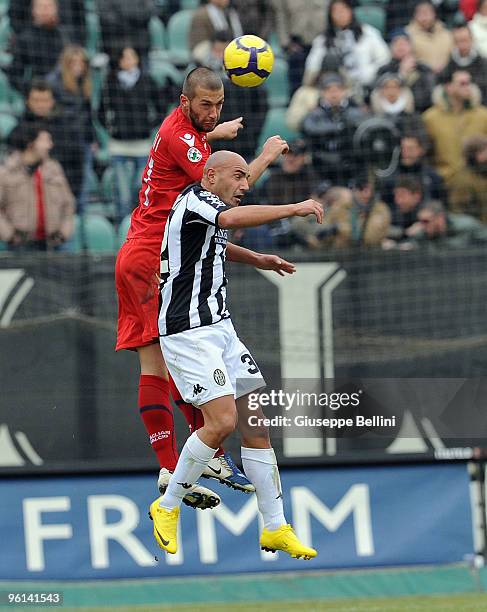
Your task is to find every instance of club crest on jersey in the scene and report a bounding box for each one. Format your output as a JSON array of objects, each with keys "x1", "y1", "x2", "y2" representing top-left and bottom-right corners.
[
  {"x1": 187, "y1": 147, "x2": 203, "y2": 163},
  {"x1": 179, "y1": 133, "x2": 196, "y2": 148}
]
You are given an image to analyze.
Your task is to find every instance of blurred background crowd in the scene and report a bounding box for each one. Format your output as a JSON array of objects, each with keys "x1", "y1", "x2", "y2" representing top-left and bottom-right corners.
[{"x1": 1, "y1": 0, "x2": 487, "y2": 254}]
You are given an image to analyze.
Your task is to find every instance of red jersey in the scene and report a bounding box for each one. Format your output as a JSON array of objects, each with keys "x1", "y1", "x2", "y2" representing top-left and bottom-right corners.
[{"x1": 128, "y1": 106, "x2": 211, "y2": 242}]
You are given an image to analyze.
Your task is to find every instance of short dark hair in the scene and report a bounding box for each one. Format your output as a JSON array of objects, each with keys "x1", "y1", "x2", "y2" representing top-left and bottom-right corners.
[
  {"x1": 10, "y1": 122, "x2": 49, "y2": 151},
  {"x1": 394, "y1": 175, "x2": 422, "y2": 194},
  {"x1": 27, "y1": 78, "x2": 54, "y2": 95},
  {"x1": 182, "y1": 67, "x2": 223, "y2": 99},
  {"x1": 401, "y1": 131, "x2": 428, "y2": 150}
]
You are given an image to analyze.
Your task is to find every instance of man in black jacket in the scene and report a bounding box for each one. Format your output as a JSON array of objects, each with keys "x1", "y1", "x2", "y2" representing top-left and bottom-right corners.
[
  {"x1": 8, "y1": 0, "x2": 68, "y2": 94},
  {"x1": 302, "y1": 72, "x2": 367, "y2": 186},
  {"x1": 379, "y1": 131, "x2": 447, "y2": 208}
]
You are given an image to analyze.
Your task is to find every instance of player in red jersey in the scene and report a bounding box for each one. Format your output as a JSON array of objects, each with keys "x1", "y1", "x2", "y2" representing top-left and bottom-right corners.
[{"x1": 116, "y1": 68, "x2": 294, "y2": 508}]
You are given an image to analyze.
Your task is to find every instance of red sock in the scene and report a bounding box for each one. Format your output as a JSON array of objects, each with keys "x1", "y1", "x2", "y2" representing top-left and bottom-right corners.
[
  {"x1": 169, "y1": 375, "x2": 224, "y2": 457},
  {"x1": 138, "y1": 374, "x2": 178, "y2": 471}
]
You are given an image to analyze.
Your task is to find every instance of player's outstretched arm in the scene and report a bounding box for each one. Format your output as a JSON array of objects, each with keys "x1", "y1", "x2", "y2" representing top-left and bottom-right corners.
[
  {"x1": 207, "y1": 117, "x2": 244, "y2": 142},
  {"x1": 248, "y1": 136, "x2": 289, "y2": 187},
  {"x1": 219, "y1": 199, "x2": 323, "y2": 230},
  {"x1": 226, "y1": 243, "x2": 296, "y2": 276}
]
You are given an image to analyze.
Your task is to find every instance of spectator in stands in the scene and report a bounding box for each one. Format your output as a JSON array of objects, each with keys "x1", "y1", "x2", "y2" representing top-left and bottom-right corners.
[
  {"x1": 9, "y1": 0, "x2": 67, "y2": 94},
  {"x1": 259, "y1": 139, "x2": 318, "y2": 205},
  {"x1": 380, "y1": 132, "x2": 446, "y2": 208},
  {"x1": 422, "y1": 67, "x2": 487, "y2": 182},
  {"x1": 199, "y1": 34, "x2": 268, "y2": 161},
  {"x1": 445, "y1": 23, "x2": 487, "y2": 103},
  {"x1": 271, "y1": 0, "x2": 330, "y2": 94},
  {"x1": 449, "y1": 135, "x2": 487, "y2": 223},
  {"x1": 406, "y1": 1, "x2": 453, "y2": 74},
  {"x1": 97, "y1": 0, "x2": 155, "y2": 63},
  {"x1": 98, "y1": 45, "x2": 168, "y2": 222},
  {"x1": 388, "y1": 0, "x2": 458, "y2": 35},
  {"x1": 189, "y1": 0, "x2": 243, "y2": 63},
  {"x1": 17, "y1": 79, "x2": 83, "y2": 203},
  {"x1": 9, "y1": 0, "x2": 85, "y2": 45},
  {"x1": 376, "y1": 28, "x2": 435, "y2": 112},
  {"x1": 322, "y1": 173, "x2": 391, "y2": 248},
  {"x1": 301, "y1": 72, "x2": 368, "y2": 185},
  {"x1": 410, "y1": 199, "x2": 487, "y2": 248},
  {"x1": 231, "y1": 0, "x2": 275, "y2": 42},
  {"x1": 303, "y1": 0, "x2": 390, "y2": 97},
  {"x1": 370, "y1": 73, "x2": 416, "y2": 130},
  {"x1": 0, "y1": 123, "x2": 75, "y2": 251},
  {"x1": 47, "y1": 45, "x2": 95, "y2": 215},
  {"x1": 383, "y1": 174, "x2": 425, "y2": 248},
  {"x1": 469, "y1": 0, "x2": 487, "y2": 57},
  {"x1": 461, "y1": 1, "x2": 479, "y2": 22}
]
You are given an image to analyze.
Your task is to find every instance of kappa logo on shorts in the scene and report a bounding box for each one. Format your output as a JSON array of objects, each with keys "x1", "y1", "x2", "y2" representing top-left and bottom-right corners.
[
  {"x1": 193, "y1": 384, "x2": 207, "y2": 396},
  {"x1": 187, "y1": 147, "x2": 203, "y2": 163},
  {"x1": 213, "y1": 369, "x2": 226, "y2": 386}
]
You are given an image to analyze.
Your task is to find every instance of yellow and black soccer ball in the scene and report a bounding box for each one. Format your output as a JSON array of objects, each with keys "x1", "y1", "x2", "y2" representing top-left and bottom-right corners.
[{"x1": 223, "y1": 35, "x2": 274, "y2": 87}]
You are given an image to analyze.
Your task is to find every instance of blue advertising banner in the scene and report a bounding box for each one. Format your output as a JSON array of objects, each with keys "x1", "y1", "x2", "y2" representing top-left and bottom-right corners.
[{"x1": 0, "y1": 464, "x2": 473, "y2": 580}]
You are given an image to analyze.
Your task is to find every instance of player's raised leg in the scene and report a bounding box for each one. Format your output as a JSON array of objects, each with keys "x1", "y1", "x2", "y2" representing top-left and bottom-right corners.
[
  {"x1": 150, "y1": 395, "x2": 237, "y2": 554},
  {"x1": 236, "y1": 395, "x2": 317, "y2": 560}
]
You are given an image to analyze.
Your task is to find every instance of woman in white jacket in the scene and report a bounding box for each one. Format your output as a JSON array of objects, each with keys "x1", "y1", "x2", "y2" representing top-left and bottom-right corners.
[
  {"x1": 303, "y1": 0, "x2": 390, "y2": 94},
  {"x1": 470, "y1": 0, "x2": 487, "y2": 58}
]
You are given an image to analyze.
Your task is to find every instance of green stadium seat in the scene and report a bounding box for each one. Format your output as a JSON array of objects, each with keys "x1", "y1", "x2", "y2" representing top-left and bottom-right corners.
[
  {"x1": 0, "y1": 112, "x2": 16, "y2": 138},
  {"x1": 101, "y1": 166, "x2": 115, "y2": 203},
  {"x1": 257, "y1": 108, "x2": 299, "y2": 153},
  {"x1": 0, "y1": 1, "x2": 9, "y2": 18},
  {"x1": 0, "y1": 69, "x2": 24, "y2": 115},
  {"x1": 181, "y1": 0, "x2": 200, "y2": 9},
  {"x1": 149, "y1": 54, "x2": 184, "y2": 88},
  {"x1": 356, "y1": 0, "x2": 387, "y2": 5},
  {"x1": 0, "y1": 240, "x2": 7, "y2": 251},
  {"x1": 265, "y1": 57, "x2": 289, "y2": 107},
  {"x1": 167, "y1": 9, "x2": 194, "y2": 65},
  {"x1": 117, "y1": 214, "x2": 132, "y2": 248},
  {"x1": 149, "y1": 16, "x2": 167, "y2": 51},
  {"x1": 85, "y1": 11, "x2": 101, "y2": 57},
  {"x1": 73, "y1": 214, "x2": 117, "y2": 253},
  {"x1": 355, "y1": 6, "x2": 386, "y2": 34}
]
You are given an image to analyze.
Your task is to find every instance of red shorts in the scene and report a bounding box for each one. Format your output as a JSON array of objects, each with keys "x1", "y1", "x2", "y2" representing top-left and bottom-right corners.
[{"x1": 115, "y1": 238, "x2": 161, "y2": 351}]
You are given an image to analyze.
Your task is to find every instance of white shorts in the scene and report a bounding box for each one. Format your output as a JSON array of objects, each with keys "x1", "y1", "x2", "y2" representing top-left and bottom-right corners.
[{"x1": 160, "y1": 318, "x2": 266, "y2": 407}]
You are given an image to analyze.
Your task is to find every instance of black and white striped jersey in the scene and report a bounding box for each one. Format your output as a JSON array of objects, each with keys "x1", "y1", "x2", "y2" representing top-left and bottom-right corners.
[{"x1": 158, "y1": 183, "x2": 231, "y2": 336}]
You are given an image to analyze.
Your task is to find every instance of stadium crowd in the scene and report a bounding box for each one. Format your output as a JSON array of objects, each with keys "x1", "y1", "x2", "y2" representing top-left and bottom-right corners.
[{"x1": 1, "y1": 0, "x2": 487, "y2": 252}]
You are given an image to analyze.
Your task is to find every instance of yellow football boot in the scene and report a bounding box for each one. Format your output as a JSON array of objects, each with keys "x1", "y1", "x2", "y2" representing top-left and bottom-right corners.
[
  {"x1": 149, "y1": 498, "x2": 179, "y2": 554},
  {"x1": 260, "y1": 524, "x2": 317, "y2": 560}
]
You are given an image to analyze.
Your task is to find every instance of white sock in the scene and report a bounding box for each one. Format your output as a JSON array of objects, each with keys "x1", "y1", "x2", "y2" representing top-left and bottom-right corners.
[
  {"x1": 159, "y1": 432, "x2": 217, "y2": 510},
  {"x1": 241, "y1": 446, "x2": 286, "y2": 531}
]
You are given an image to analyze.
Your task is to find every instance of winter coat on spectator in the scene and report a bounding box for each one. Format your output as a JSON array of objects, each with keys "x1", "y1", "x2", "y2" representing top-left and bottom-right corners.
[
  {"x1": 414, "y1": 212, "x2": 487, "y2": 248},
  {"x1": 286, "y1": 85, "x2": 321, "y2": 131},
  {"x1": 189, "y1": 4, "x2": 243, "y2": 52},
  {"x1": 231, "y1": 0, "x2": 275, "y2": 41},
  {"x1": 98, "y1": 70, "x2": 167, "y2": 141},
  {"x1": 9, "y1": 24, "x2": 66, "y2": 93},
  {"x1": 323, "y1": 191, "x2": 391, "y2": 248},
  {"x1": 302, "y1": 98, "x2": 368, "y2": 185},
  {"x1": 47, "y1": 67, "x2": 94, "y2": 147},
  {"x1": 380, "y1": 162, "x2": 447, "y2": 209},
  {"x1": 97, "y1": 0, "x2": 155, "y2": 60},
  {"x1": 304, "y1": 24, "x2": 390, "y2": 88},
  {"x1": 376, "y1": 59, "x2": 435, "y2": 113},
  {"x1": 406, "y1": 19, "x2": 453, "y2": 72},
  {"x1": 422, "y1": 86, "x2": 487, "y2": 182},
  {"x1": 0, "y1": 152, "x2": 75, "y2": 242},
  {"x1": 449, "y1": 164, "x2": 487, "y2": 223},
  {"x1": 271, "y1": 0, "x2": 329, "y2": 48},
  {"x1": 469, "y1": 12, "x2": 487, "y2": 57}
]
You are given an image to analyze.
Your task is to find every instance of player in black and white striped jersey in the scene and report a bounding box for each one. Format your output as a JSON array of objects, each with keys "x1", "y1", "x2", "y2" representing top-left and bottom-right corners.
[{"x1": 152, "y1": 150, "x2": 322, "y2": 560}]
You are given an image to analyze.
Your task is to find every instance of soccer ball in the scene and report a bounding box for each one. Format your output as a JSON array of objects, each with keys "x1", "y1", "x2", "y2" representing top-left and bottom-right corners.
[{"x1": 223, "y1": 35, "x2": 274, "y2": 88}]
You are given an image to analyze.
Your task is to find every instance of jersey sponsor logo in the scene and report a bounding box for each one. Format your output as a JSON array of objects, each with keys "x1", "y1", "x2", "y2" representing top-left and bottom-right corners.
[
  {"x1": 179, "y1": 133, "x2": 196, "y2": 148},
  {"x1": 187, "y1": 147, "x2": 203, "y2": 163},
  {"x1": 200, "y1": 190, "x2": 227, "y2": 208},
  {"x1": 213, "y1": 369, "x2": 226, "y2": 386},
  {"x1": 215, "y1": 228, "x2": 228, "y2": 246}
]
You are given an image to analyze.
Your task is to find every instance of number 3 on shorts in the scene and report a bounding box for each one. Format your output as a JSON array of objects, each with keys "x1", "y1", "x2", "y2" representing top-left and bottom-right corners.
[{"x1": 241, "y1": 352, "x2": 260, "y2": 375}]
